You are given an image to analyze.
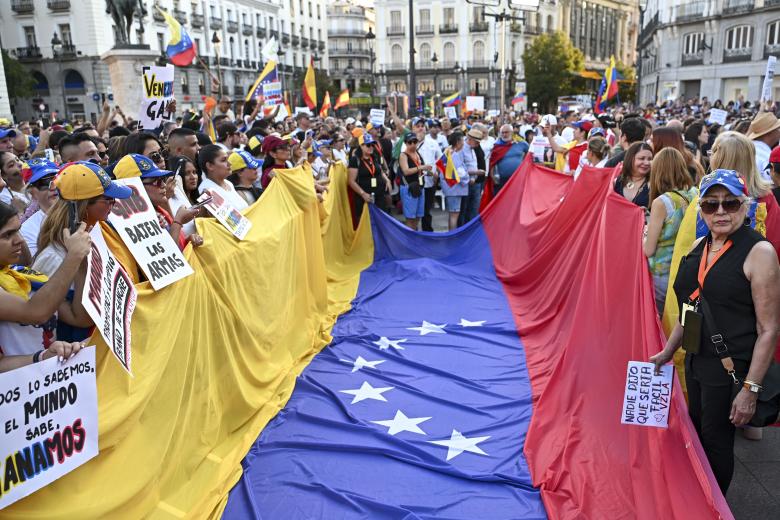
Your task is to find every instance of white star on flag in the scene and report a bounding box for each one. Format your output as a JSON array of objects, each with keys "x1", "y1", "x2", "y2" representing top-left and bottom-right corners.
[
  {"x1": 371, "y1": 410, "x2": 432, "y2": 435},
  {"x1": 339, "y1": 381, "x2": 394, "y2": 404},
  {"x1": 408, "y1": 321, "x2": 447, "y2": 335},
  {"x1": 459, "y1": 319, "x2": 486, "y2": 327},
  {"x1": 339, "y1": 355, "x2": 385, "y2": 373},
  {"x1": 373, "y1": 337, "x2": 407, "y2": 350},
  {"x1": 429, "y1": 429, "x2": 490, "y2": 461}
]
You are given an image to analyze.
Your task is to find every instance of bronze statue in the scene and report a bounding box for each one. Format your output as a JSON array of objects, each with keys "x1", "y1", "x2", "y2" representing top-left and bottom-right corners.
[{"x1": 106, "y1": 0, "x2": 147, "y2": 46}]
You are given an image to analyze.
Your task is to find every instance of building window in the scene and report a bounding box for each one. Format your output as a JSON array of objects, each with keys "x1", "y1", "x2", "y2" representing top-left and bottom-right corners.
[
  {"x1": 157, "y1": 33, "x2": 165, "y2": 53},
  {"x1": 391, "y1": 44, "x2": 403, "y2": 64},
  {"x1": 227, "y1": 9, "x2": 232, "y2": 21},
  {"x1": 473, "y1": 41, "x2": 485, "y2": 62},
  {"x1": 391, "y1": 10, "x2": 401, "y2": 27},
  {"x1": 23, "y1": 26, "x2": 37, "y2": 48},
  {"x1": 299, "y1": 0, "x2": 304, "y2": 15},
  {"x1": 473, "y1": 6, "x2": 485, "y2": 22},
  {"x1": 244, "y1": 39, "x2": 249, "y2": 59},
  {"x1": 420, "y1": 9, "x2": 430, "y2": 26},
  {"x1": 181, "y1": 73, "x2": 189, "y2": 94},
  {"x1": 444, "y1": 8, "x2": 455, "y2": 25},
  {"x1": 442, "y1": 79, "x2": 456, "y2": 91},
  {"x1": 59, "y1": 24, "x2": 72, "y2": 45},
  {"x1": 683, "y1": 32, "x2": 704, "y2": 55},
  {"x1": 420, "y1": 43, "x2": 431, "y2": 63},
  {"x1": 725, "y1": 25, "x2": 753, "y2": 51},
  {"x1": 469, "y1": 78, "x2": 488, "y2": 94},
  {"x1": 308, "y1": 2, "x2": 312, "y2": 17},
  {"x1": 443, "y1": 42, "x2": 455, "y2": 64},
  {"x1": 768, "y1": 20, "x2": 780, "y2": 46},
  {"x1": 317, "y1": 5, "x2": 321, "y2": 19}
]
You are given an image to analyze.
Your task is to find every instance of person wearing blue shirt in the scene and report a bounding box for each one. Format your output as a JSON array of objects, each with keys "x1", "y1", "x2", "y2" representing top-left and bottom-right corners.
[
  {"x1": 490, "y1": 124, "x2": 529, "y2": 194},
  {"x1": 440, "y1": 132, "x2": 470, "y2": 231}
]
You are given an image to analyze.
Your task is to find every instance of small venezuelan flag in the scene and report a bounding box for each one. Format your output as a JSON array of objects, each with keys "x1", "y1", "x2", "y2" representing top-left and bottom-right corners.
[
  {"x1": 158, "y1": 7, "x2": 197, "y2": 67},
  {"x1": 436, "y1": 149, "x2": 459, "y2": 187},
  {"x1": 442, "y1": 91, "x2": 461, "y2": 107}
]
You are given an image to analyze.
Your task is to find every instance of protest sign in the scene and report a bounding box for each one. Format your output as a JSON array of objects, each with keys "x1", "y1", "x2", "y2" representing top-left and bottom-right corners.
[
  {"x1": 0, "y1": 347, "x2": 98, "y2": 509},
  {"x1": 369, "y1": 109, "x2": 386, "y2": 127},
  {"x1": 108, "y1": 178, "x2": 193, "y2": 291},
  {"x1": 198, "y1": 190, "x2": 252, "y2": 240},
  {"x1": 709, "y1": 108, "x2": 728, "y2": 126},
  {"x1": 487, "y1": 109, "x2": 500, "y2": 118},
  {"x1": 82, "y1": 226, "x2": 137, "y2": 375},
  {"x1": 262, "y1": 81, "x2": 283, "y2": 106},
  {"x1": 444, "y1": 106, "x2": 457, "y2": 120},
  {"x1": 138, "y1": 65, "x2": 175, "y2": 130},
  {"x1": 294, "y1": 107, "x2": 312, "y2": 116},
  {"x1": 530, "y1": 135, "x2": 551, "y2": 163},
  {"x1": 621, "y1": 361, "x2": 673, "y2": 429},
  {"x1": 466, "y1": 96, "x2": 484, "y2": 112},
  {"x1": 762, "y1": 56, "x2": 777, "y2": 102}
]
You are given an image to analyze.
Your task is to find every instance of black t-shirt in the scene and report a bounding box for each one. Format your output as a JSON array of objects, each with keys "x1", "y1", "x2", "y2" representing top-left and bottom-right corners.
[
  {"x1": 604, "y1": 150, "x2": 625, "y2": 168},
  {"x1": 614, "y1": 177, "x2": 649, "y2": 209},
  {"x1": 349, "y1": 152, "x2": 384, "y2": 194},
  {"x1": 473, "y1": 145, "x2": 486, "y2": 184}
]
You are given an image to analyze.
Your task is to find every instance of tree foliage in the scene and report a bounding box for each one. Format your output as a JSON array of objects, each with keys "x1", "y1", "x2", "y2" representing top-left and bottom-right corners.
[
  {"x1": 2, "y1": 50, "x2": 36, "y2": 99},
  {"x1": 522, "y1": 32, "x2": 584, "y2": 113}
]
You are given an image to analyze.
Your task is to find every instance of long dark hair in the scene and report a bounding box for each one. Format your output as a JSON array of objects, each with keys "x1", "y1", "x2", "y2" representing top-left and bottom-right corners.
[
  {"x1": 121, "y1": 131, "x2": 162, "y2": 157},
  {"x1": 620, "y1": 142, "x2": 653, "y2": 183},
  {"x1": 169, "y1": 155, "x2": 200, "y2": 204},
  {"x1": 197, "y1": 144, "x2": 224, "y2": 177},
  {"x1": 0, "y1": 201, "x2": 17, "y2": 230}
]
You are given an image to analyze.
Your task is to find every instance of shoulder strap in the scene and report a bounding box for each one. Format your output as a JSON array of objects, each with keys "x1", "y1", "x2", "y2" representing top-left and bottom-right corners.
[{"x1": 697, "y1": 285, "x2": 740, "y2": 384}]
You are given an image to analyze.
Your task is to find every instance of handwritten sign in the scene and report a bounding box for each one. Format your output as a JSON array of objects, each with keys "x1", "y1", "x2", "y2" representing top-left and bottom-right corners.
[
  {"x1": 82, "y1": 226, "x2": 137, "y2": 374},
  {"x1": 709, "y1": 108, "x2": 728, "y2": 126},
  {"x1": 108, "y1": 178, "x2": 193, "y2": 291},
  {"x1": 138, "y1": 65, "x2": 175, "y2": 130},
  {"x1": 762, "y1": 56, "x2": 777, "y2": 102},
  {"x1": 369, "y1": 109, "x2": 386, "y2": 127},
  {"x1": 198, "y1": 190, "x2": 252, "y2": 240},
  {"x1": 262, "y1": 81, "x2": 283, "y2": 106},
  {"x1": 530, "y1": 135, "x2": 551, "y2": 163},
  {"x1": 466, "y1": 96, "x2": 484, "y2": 112},
  {"x1": 621, "y1": 361, "x2": 673, "y2": 429},
  {"x1": 444, "y1": 106, "x2": 457, "y2": 120},
  {"x1": 0, "y1": 347, "x2": 98, "y2": 509}
]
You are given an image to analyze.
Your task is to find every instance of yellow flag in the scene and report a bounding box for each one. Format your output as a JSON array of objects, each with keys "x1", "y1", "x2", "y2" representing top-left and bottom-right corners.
[{"x1": 302, "y1": 58, "x2": 317, "y2": 110}]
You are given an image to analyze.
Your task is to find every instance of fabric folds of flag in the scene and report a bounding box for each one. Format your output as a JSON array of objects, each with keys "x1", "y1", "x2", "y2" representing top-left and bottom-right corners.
[
  {"x1": 442, "y1": 91, "x2": 461, "y2": 107},
  {"x1": 245, "y1": 60, "x2": 278, "y2": 102},
  {"x1": 302, "y1": 58, "x2": 317, "y2": 110},
  {"x1": 320, "y1": 91, "x2": 331, "y2": 118},
  {"x1": 158, "y1": 7, "x2": 197, "y2": 66},
  {"x1": 436, "y1": 149, "x2": 459, "y2": 187},
  {"x1": 511, "y1": 91, "x2": 525, "y2": 105},
  {"x1": 595, "y1": 56, "x2": 619, "y2": 113},
  {"x1": 334, "y1": 89, "x2": 350, "y2": 110}
]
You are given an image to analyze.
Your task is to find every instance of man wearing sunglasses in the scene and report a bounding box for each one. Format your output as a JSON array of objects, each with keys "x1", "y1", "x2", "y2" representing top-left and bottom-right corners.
[{"x1": 20, "y1": 159, "x2": 60, "y2": 257}]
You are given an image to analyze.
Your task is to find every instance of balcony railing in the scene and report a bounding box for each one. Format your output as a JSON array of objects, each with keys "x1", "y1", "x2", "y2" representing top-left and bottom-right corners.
[
  {"x1": 281, "y1": 32, "x2": 290, "y2": 44},
  {"x1": 468, "y1": 60, "x2": 491, "y2": 69},
  {"x1": 310, "y1": 39, "x2": 318, "y2": 50},
  {"x1": 234, "y1": 85, "x2": 244, "y2": 96},
  {"x1": 640, "y1": 12, "x2": 659, "y2": 42},
  {"x1": 173, "y1": 8, "x2": 187, "y2": 24},
  {"x1": 270, "y1": 30, "x2": 279, "y2": 40},
  {"x1": 47, "y1": 0, "x2": 70, "y2": 10},
  {"x1": 386, "y1": 62, "x2": 408, "y2": 73},
  {"x1": 11, "y1": 0, "x2": 34, "y2": 13},
  {"x1": 510, "y1": 23, "x2": 522, "y2": 33},
  {"x1": 58, "y1": 43, "x2": 77, "y2": 58},
  {"x1": 210, "y1": 16, "x2": 223, "y2": 30},
  {"x1": 470, "y1": 22, "x2": 489, "y2": 33},
  {"x1": 302, "y1": 37, "x2": 309, "y2": 47},
  {"x1": 387, "y1": 26, "x2": 405, "y2": 36},
  {"x1": 257, "y1": 27, "x2": 266, "y2": 38},
  {"x1": 242, "y1": 25, "x2": 253, "y2": 36},
  {"x1": 191, "y1": 13, "x2": 204, "y2": 28},
  {"x1": 723, "y1": 0, "x2": 754, "y2": 15},
  {"x1": 416, "y1": 25, "x2": 434, "y2": 35},
  {"x1": 673, "y1": 2, "x2": 706, "y2": 23},
  {"x1": 681, "y1": 52, "x2": 704, "y2": 66},
  {"x1": 292, "y1": 35, "x2": 300, "y2": 46},
  {"x1": 318, "y1": 40, "x2": 325, "y2": 51},
  {"x1": 153, "y1": 8, "x2": 165, "y2": 22},
  {"x1": 767, "y1": 0, "x2": 780, "y2": 6},
  {"x1": 439, "y1": 24, "x2": 458, "y2": 34},
  {"x1": 765, "y1": 43, "x2": 780, "y2": 58},
  {"x1": 227, "y1": 20, "x2": 239, "y2": 33},
  {"x1": 328, "y1": 29, "x2": 369, "y2": 37},
  {"x1": 329, "y1": 48, "x2": 372, "y2": 56},
  {"x1": 723, "y1": 47, "x2": 753, "y2": 62},
  {"x1": 524, "y1": 25, "x2": 541, "y2": 35},
  {"x1": 15, "y1": 46, "x2": 42, "y2": 61}
]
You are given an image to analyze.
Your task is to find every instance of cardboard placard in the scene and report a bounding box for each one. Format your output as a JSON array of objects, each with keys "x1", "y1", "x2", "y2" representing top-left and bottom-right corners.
[
  {"x1": 82, "y1": 226, "x2": 137, "y2": 375},
  {"x1": 262, "y1": 81, "x2": 283, "y2": 106},
  {"x1": 530, "y1": 135, "x2": 551, "y2": 163},
  {"x1": 466, "y1": 96, "x2": 484, "y2": 112},
  {"x1": 621, "y1": 361, "x2": 673, "y2": 429},
  {"x1": 369, "y1": 108, "x2": 386, "y2": 127},
  {"x1": 108, "y1": 178, "x2": 193, "y2": 291},
  {"x1": 294, "y1": 107, "x2": 312, "y2": 116},
  {"x1": 138, "y1": 65, "x2": 175, "y2": 130},
  {"x1": 709, "y1": 108, "x2": 728, "y2": 126},
  {"x1": 444, "y1": 106, "x2": 457, "y2": 120},
  {"x1": 762, "y1": 56, "x2": 777, "y2": 102},
  {"x1": 198, "y1": 190, "x2": 252, "y2": 240},
  {"x1": 0, "y1": 347, "x2": 98, "y2": 508}
]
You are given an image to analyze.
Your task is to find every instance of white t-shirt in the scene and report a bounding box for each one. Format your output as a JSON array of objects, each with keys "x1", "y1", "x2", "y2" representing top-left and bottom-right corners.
[
  {"x1": 0, "y1": 188, "x2": 30, "y2": 207},
  {"x1": 168, "y1": 187, "x2": 197, "y2": 237},
  {"x1": 0, "y1": 285, "x2": 57, "y2": 356},
  {"x1": 419, "y1": 137, "x2": 443, "y2": 188},
  {"x1": 20, "y1": 209, "x2": 46, "y2": 257},
  {"x1": 332, "y1": 148, "x2": 348, "y2": 164},
  {"x1": 198, "y1": 176, "x2": 249, "y2": 211},
  {"x1": 32, "y1": 244, "x2": 67, "y2": 277}
]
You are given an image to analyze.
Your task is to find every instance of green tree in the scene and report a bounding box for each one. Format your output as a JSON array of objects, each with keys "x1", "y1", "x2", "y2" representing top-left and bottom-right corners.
[
  {"x1": 614, "y1": 60, "x2": 636, "y2": 105},
  {"x1": 2, "y1": 50, "x2": 35, "y2": 99},
  {"x1": 522, "y1": 32, "x2": 584, "y2": 113}
]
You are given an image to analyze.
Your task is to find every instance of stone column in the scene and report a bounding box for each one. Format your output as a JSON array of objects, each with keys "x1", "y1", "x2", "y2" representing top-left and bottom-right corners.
[{"x1": 100, "y1": 46, "x2": 159, "y2": 119}]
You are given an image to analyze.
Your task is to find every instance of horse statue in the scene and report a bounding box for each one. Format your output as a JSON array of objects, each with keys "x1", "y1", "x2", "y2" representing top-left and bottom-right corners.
[{"x1": 106, "y1": 0, "x2": 147, "y2": 46}]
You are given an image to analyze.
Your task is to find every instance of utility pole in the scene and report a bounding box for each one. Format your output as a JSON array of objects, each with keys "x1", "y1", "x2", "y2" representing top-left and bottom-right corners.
[
  {"x1": 482, "y1": 9, "x2": 525, "y2": 111},
  {"x1": 408, "y1": 0, "x2": 417, "y2": 116}
]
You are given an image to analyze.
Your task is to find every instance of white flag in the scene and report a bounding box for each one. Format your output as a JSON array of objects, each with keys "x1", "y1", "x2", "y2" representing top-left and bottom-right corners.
[{"x1": 262, "y1": 37, "x2": 279, "y2": 64}]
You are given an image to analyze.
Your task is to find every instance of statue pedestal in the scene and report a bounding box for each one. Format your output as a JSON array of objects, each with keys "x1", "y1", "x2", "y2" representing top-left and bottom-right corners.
[{"x1": 100, "y1": 46, "x2": 158, "y2": 119}]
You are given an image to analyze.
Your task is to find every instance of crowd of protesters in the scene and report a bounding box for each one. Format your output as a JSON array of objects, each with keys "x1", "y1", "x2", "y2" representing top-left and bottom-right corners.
[{"x1": 0, "y1": 91, "x2": 778, "y2": 501}]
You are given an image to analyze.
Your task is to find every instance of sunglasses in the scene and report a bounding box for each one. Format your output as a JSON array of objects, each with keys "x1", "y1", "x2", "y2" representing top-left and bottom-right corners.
[
  {"x1": 148, "y1": 151, "x2": 164, "y2": 163},
  {"x1": 98, "y1": 151, "x2": 108, "y2": 159},
  {"x1": 142, "y1": 177, "x2": 168, "y2": 188},
  {"x1": 699, "y1": 198, "x2": 745, "y2": 215},
  {"x1": 31, "y1": 176, "x2": 55, "y2": 190}
]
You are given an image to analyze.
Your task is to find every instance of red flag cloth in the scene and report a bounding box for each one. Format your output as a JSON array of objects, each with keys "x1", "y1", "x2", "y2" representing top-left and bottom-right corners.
[{"x1": 480, "y1": 160, "x2": 733, "y2": 519}]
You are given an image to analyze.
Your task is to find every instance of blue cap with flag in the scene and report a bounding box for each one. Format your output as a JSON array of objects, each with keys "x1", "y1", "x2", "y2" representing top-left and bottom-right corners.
[
  {"x1": 26, "y1": 158, "x2": 60, "y2": 184},
  {"x1": 0, "y1": 128, "x2": 17, "y2": 139},
  {"x1": 699, "y1": 169, "x2": 746, "y2": 197}
]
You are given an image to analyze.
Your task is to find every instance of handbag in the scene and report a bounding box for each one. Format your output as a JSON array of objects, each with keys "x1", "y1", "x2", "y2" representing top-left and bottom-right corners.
[{"x1": 699, "y1": 290, "x2": 780, "y2": 427}]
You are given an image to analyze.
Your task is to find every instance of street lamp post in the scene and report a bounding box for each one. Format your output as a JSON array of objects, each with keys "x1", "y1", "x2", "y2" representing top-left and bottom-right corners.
[
  {"x1": 51, "y1": 33, "x2": 67, "y2": 120},
  {"x1": 636, "y1": 0, "x2": 648, "y2": 107},
  {"x1": 366, "y1": 27, "x2": 376, "y2": 102},
  {"x1": 212, "y1": 31, "x2": 223, "y2": 97},
  {"x1": 431, "y1": 52, "x2": 439, "y2": 116}
]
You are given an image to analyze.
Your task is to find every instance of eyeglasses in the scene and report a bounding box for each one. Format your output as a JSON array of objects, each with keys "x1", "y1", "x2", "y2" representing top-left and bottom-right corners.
[
  {"x1": 148, "y1": 151, "x2": 164, "y2": 164},
  {"x1": 699, "y1": 198, "x2": 746, "y2": 215},
  {"x1": 142, "y1": 177, "x2": 167, "y2": 188},
  {"x1": 31, "y1": 176, "x2": 55, "y2": 190},
  {"x1": 97, "y1": 151, "x2": 108, "y2": 159}
]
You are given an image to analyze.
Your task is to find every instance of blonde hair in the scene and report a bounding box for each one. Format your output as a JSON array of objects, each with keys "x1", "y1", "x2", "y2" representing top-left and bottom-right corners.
[
  {"x1": 587, "y1": 136, "x2": 609, "y2": 161},
  {"x1": 35, "y1": 199, "x2": 90, "y2": 258},
  {"x1": 710, "y1": 131, "x2": 771, "y2": 198},
  {"x1": 649, "y1": 148, "x2": 693, "y2": 202}
]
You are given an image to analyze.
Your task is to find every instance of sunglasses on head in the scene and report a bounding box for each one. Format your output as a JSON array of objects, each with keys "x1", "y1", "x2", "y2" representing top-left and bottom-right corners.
[{"x1": 699, "y1": 198, "x2": 745, "y2": 215}]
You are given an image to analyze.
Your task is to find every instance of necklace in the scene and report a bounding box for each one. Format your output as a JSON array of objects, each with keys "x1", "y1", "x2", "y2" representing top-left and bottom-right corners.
[
  {"x1": 710, "y1": 246, "x2": 722, "y2": 253},
  {"x1": 625, "y1": 177, "x2": 645, "y2": 190}
]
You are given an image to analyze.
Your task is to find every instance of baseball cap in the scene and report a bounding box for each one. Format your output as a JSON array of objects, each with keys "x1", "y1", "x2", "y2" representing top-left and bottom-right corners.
[
  {"x1": 770, "y1": 145, "x2": 780, "y2": 164},
  {"x1": 25, "y1": 158, "x2": 60, "y2": 184},
  {"x1": 541, "y1": 114, "x2": 558, "y2": 126},
  {"x1": 358, "y1": 133, "x2": 375, "y2": 146},
  {"x1": 113, "y1": 154, "x2": 172, "y2": 180},
  {"x1": 366, "y1": 122, "x2": 383, "y2": 130},
  {"x1": 261, "y1": 135, "x2": 289, "y2": 154},
  {"x1": 589, "y1": 127, "x2": 606, "y2": 137},
  {"x1": 54, "y1": 161, "x2": 132, "y2": 201},
  {"x1": 0, "y1": 128, "x2": 17, "y2": 139},
  {"x1": 247, "y1": 135, "x2": 263, "y2": 154},
  {"x1": 572, "y1": 121, "x2": 594, "y2": 133},
  {"x1": 354, "y1": 120, "x2": 364, "y2": 127},
  {"x1": 403, "y1": 132, "x2": 419, "y2": 144},
  {"x1": 412, "y1": 117, "x2": 425, "y2": 127},
  {"x1": 345, "y1": 117, "x2": 356, "y2": 125},
  {"x1": 699, "y1": 169, "x2": 747, "y2": 197},
  {"x1": 228, "y1": 150, "x2": 262, "y2": 172}
]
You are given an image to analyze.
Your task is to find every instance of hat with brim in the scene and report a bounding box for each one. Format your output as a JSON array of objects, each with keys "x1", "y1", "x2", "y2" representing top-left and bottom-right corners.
[
  {"x1": 26, "y1": 159, "x2": 60, "y2": 184},
  {"x1": 467, "y1": 128, "x2": 484, "y2": 140},
  {"x1": 261, "y1": 135, "x2": 289, "y2": 154},
  {"x1": 699, "y1": 169, "x2": 747, "y2": 197},
  {"x1": 113, "y1": 153, "x2": 172, "y2": 180},
  {"x1": 228, "y1": 150, "x2": 262, "y2": 172},
  {"x1": 0, "y1": 128, "x2": 17, "y2": 139},
  {"x1": 403, "y1": 133, "x2": 419, "y2": 144},
  {"x1": 54, "y1": 161, "x2": 132, "y2": 201},
  {"x1": 358, "y1": 133, "x2": 375, "y2": 146},
  {"x1": 746, "y1": 112, "x2": 780, "y2": 140}
]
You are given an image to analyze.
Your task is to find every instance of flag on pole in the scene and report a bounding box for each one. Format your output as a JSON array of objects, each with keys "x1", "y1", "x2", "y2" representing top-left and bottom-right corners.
[
  {"x1": 511, "y1": 91, "x2": 525, "y2": 106},
  {"x1": 442, "y1": 91, "x2": 462, "y2": 107},
  {"x1": 334, "y1": 89, "x2": 350, "y2": 110},
  {"x1": 436, "y1": 149, "x2": 459, "y2": 187},
  {"x1": 284, "y1": 91, "x2": 292, "y2": 117},
  {"x1": 594, "y1": 56, "x2": 620, "y2": 114},
  {"x1": 245, "y1": 60, "x2": 279, "y2": 102},
  {"x1": 320, "y1": 91, "x2": 331, "y2": 118},
  {"x1": 302, "y1": 58, "x2": 317, "y2": 110},
  {"x1": 261, "y1": 37, "x2": 279, "y2": 64},
  {"x1": 158, "y1": 7, "x2": 197, "y2": 66}
]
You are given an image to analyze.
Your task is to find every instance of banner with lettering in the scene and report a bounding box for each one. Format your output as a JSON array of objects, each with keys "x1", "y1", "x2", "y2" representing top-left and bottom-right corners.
[
  {"x1": 0, "y1": 347, "x2": 98, "y2": 509},
  {"x1": 82, "y1": 226, "x2": 137, "y2": 375},
  {"x1": 108, "y1": 178, "x2": 193, "y2": 290},
  {"x1": 620, "y1": 361, "x2": 673, "y2": 428},
  {"x1": 138, "y1": 65, "x2": 175, "y2": 130}
]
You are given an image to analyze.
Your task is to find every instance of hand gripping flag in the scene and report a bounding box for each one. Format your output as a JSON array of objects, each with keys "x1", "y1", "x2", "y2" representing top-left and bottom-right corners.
[
  {"x1": 334, "y1": 89, "x2": 350, "y2": 110},
  {"x1": 320, "y1": 91, "x2": 331, "y2": 118},
  {"x1": 158, "y1": 8, "x2": 197, "y2": 66},
  {"x1": 302, "y1": 58, "x2": 317, "y2": 110},
  {"x1": 442, "y1": 91, "x2": 462, "y2": 107},
  {"x1": 436, "y1": 148, "x2": 459, "y2": 187}
]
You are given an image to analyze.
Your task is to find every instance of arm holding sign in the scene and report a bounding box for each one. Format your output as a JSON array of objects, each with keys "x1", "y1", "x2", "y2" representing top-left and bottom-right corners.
[
  {"x1": 56, "y1": 261, "x2": 93, "y2": 327},
  {"x1": 0, "y1": 341, "x2": 85, "y2": 373}
]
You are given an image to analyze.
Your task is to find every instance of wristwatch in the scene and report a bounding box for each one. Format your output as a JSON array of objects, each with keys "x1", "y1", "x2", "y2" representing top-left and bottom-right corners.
[{"x1": 743, "y1": 380, "x2": 763, "y2": 394}]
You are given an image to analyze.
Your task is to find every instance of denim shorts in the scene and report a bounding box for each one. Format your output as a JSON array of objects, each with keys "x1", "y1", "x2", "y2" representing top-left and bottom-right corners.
[
  {"x1": 445, "y1": 196, "x2": 462, "y2": 213},
  {"x1": 400, "y1": 185, "x2": 425, "y2": 218}
]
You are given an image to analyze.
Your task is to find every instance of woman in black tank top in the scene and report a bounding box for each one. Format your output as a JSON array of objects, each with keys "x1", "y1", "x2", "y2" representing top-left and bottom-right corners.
[{"x1": 649, "y1": 170, "x2": 780, "y2": 493}]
